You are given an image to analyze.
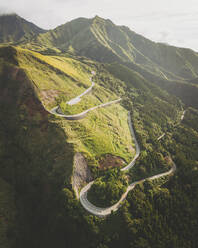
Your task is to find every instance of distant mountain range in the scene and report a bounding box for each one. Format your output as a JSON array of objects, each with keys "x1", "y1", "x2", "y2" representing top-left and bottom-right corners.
[
  {"x1": 1, "y1": 14, "x2": 198, "y2": 78},
  {"x1": 33, "y1": 15, "x2": 198, "y2": 80},
  {"x1": 1, "y1": 14, "x2": 198, "y2": 108}
]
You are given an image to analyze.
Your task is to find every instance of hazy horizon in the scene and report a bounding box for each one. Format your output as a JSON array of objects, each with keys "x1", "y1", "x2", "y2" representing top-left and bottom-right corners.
[{"x1": 0, "y1": 0, "x2": 198, "y2": 52}]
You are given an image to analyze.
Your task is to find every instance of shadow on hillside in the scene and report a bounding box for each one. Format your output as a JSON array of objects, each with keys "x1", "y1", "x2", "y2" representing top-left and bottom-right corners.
[{"x1": 0, "y1": 63, "x2": 75, "y2": 246}]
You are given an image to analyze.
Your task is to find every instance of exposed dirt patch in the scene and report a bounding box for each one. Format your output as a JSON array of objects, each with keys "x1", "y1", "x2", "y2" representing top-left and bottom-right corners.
[
  {"x1": 99, "y1": 154, "x2": 126, "y2": 170},
  {"x1": 72, "y1": 153, "x2": 93, "y2": 199},
  {"x1": 40, "y1": 89, "x2": 60, "y2": 105}
]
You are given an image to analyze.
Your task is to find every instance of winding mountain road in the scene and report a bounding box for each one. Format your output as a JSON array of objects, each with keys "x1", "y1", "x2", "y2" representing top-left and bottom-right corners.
[
  {"x1": 67, "y1": 74, "x2": 95, "y2": 105},
  {"x1": 48, "y1": 70, "x2": 121, "y2": 120},
  {"x1": 49, "y1": 98, "x2": 122, "y2": 120},
  {"x1": 80, "y1": 163, "x2": 176, "y2": 217},
  {"x1": 79, "y1": 112, "x2": 176, "y2": 217},
  {"x1": 47, "y1": 71, "x2": 179, "y2": 217}
]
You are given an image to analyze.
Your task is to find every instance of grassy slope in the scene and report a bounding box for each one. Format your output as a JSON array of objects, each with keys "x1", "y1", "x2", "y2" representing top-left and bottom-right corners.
[
  {"x1": 59, "y1": 84, "x2": 117, "y2": 115},
  {"x1": 0, "y1": 45, "x2": 183, "y2": 179},
  {"x1": 0, "y1": 14, "x2": 45, "y2": 44},
  {"x1": 123, "y1": 60, "x2": 198, "y2": 109},
  {"x1": 4, "y1": 46, "x2": 135, "y2": 167},
  {"x1": 15, "y1": 47, "x2": 92, "y2": 105},
  {"x1": 61, "y1": 104, "x2": 134, "y2": 165},
  {"x1": 28, "y1": 16, "x2": 198, "y2": 81},
  {"x1": 0, "y1": 43, "x2": 193, "y2": 247},
  {"x1": 0, "y1": 46, "x2": 75, "y2": 184}
]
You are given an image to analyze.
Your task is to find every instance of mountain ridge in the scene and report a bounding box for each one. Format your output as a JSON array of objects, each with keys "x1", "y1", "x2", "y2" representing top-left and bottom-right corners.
[
  {"x1": 1, "y1": 14, "x2": 198, "y2": 81},
  {"x1": 0, "y1": 13, "x2": 46, "y2": 44},
  {"x1": 0, "y1": 14, "x2": 198, "y2": 248},
  {"x1": 23, "y1": 15, "x2": 198, "y2": 81}
]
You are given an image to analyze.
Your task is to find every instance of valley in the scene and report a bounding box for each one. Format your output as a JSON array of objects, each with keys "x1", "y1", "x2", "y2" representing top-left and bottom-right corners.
[{"x1": 0, "y1": 13, "x2": 198, "y2": 248}]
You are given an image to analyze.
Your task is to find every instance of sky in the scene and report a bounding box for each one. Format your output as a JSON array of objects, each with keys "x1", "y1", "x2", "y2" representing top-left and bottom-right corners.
[{"x1": 0, "y1": 0, "x2": 198, "y2": 51}]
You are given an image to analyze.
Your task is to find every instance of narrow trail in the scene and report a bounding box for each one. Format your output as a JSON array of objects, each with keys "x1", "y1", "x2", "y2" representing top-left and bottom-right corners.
[{"x1": 47, "y1": 71, "x2": 181, "y2": 217}]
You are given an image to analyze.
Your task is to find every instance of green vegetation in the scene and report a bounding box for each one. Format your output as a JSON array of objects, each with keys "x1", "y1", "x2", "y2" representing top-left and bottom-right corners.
[
  {"x1": 23, "y1": 14, "x2": 198, "y2": 109},
  {"x1": 0, "y1": 14, "x2": 198, "y2": 248},
  {"x1": 15, "y1": 47, "x2": 92, "y2": 99},
  {"x1": 0, "y1": 14, "x2": 45, "y2": 43},
  {"x1": 0, "y1": 48, "x2": 75, "y2": 247},
  {"x1": 60, "y1": 104, "x2": 134, "y2": 175},
  {"x1": 58, "y1": 84, "x2": 117, "y2": 115},
  {"x1": 182, "y1": 107, "x2": 198, "y2": 132},
  {"x1": 0, "y1": 178, "x2": 17, "y2": 248},
  {"x1": 128, "y1": 151, "x2": 172, "y2": 182},
  {"x1": 87, "y1": 169, "x2": 128, "y2": 207},
  {"x1": 27, "y1": 15, "x2": 198, "y2": 81}
]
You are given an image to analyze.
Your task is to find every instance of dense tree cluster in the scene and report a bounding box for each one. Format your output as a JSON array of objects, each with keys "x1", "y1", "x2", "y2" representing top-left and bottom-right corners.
[
  {"x1": 129, "y1": 151, "x2": 171, "y2": 182},
  {"x1": 0, "y1": 47, "x2": 197, "y2": 248},
  {"x1": 87, "y1": 168, "x2": 128, "y2": 207}
]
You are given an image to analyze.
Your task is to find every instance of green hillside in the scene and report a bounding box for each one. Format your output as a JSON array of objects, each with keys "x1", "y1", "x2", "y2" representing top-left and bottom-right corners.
[
  {"x1": 21, "y1": 15, "x2": 198, "y2": 108},
  {"x1": 0, "y1": 14, "x2": 46, "y2": 44},
  {"x1": 28, "y1": 15, "x2": 198, "y2": 80},
  {"x1": 0, "y1": 14, "x2": 197, "y2": 248}
]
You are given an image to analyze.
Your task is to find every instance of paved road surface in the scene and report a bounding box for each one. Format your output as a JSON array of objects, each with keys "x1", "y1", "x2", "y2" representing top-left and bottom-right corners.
[
  {"x1": 46, "y1": 71, "x2": 182, "y2": 217},
  {"x1": 49, "y1": 98, "x2": 122, "y2": 120},
  {"x1": 48, "y1": 70, "x2": 121, "y2": 120},
  {"x1": 80, "y1": 162, "x2": 176, "y2": 217},
  {"x1": 79, "y1": 113, "x2": 176, "y2": 217},
  {"x1": 67, "y1": 77, "x2": 95, "y2": 105}
]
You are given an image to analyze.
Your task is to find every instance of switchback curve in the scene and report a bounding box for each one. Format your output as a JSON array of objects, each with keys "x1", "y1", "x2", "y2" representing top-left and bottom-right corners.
[
  {"x1": 79, "y1": 112, "x2": 176, "y2": 217},
  {"x1": 46, "y1": 71, "x2": 178, "y2": 217}
]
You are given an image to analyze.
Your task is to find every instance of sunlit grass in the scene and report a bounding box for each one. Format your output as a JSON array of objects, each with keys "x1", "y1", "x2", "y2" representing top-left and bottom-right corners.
[{"x1": 59, "y1": 104, "x2": 135, "y2": 164}]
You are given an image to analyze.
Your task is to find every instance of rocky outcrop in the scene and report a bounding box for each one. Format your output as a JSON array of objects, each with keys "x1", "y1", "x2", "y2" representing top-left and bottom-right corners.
[{"x1": 72, "y1": 153, "x2": 92, "y2": 199}]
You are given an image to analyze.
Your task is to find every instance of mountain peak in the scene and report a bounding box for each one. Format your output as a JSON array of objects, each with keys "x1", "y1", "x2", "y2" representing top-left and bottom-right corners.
[
  {"x1": 92, "y1": 15, "x2": 106, "y2": 23},
  {"x1": 93, "y1": 15, "x2": 102, "y2": 20},
  {"x1": 92, "y1": 15, "x2": 114, "y2": 27},
  {"x1": 0, "y1": 13, "x2": 46, "y2": 43}
]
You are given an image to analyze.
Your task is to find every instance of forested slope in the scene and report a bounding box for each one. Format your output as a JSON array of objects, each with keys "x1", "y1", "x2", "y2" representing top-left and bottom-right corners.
[{"x1": 0, "y1": 14, "x2": 197, "y2": 248}]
